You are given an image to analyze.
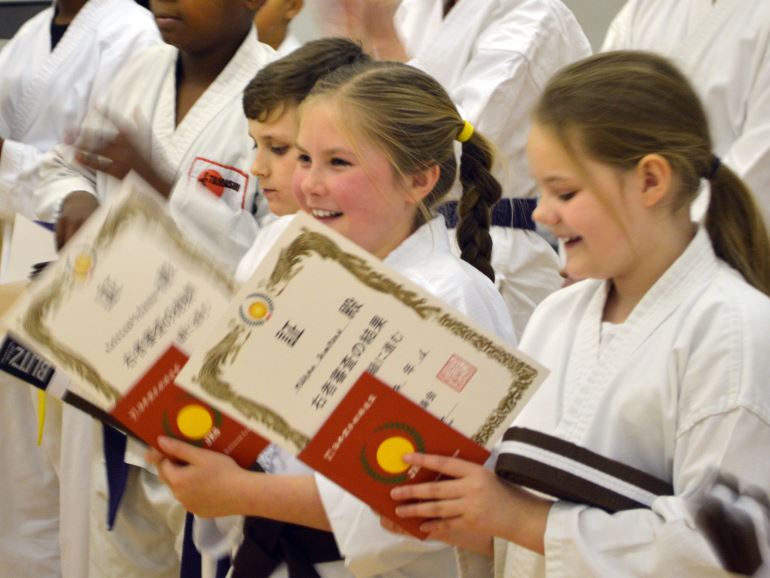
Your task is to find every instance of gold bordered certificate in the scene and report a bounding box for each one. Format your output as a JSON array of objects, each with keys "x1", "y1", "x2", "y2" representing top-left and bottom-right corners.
[
  {"x1": 2, "y1": 177, "x2": 268, "y2": 466},
  {"x1": 176, "y1": 213, "x2": 548, "y2": 454}
]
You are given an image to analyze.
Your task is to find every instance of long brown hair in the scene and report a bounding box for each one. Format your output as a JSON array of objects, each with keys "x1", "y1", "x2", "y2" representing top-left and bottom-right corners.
[
  {"x1": 535, "y1": 51, "x2": 770, "y2": 295},
  {"x1": 304, "y1": 61, "x2": 502, "y2": 281}
]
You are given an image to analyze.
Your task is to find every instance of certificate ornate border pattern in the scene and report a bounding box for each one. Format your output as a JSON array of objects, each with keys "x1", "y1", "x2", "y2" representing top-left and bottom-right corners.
[
  {"x1": 195, "y1": 227, "x2": 539, "y2": 450},
  {"x1": 21, "y1": 192, "x2": 235, "y2": 404}
]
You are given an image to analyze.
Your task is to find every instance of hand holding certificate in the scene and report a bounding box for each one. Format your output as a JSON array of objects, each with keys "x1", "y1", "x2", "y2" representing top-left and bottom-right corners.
[{"x1": 3, "y1": 180, "x2": 547, "y2": 536}]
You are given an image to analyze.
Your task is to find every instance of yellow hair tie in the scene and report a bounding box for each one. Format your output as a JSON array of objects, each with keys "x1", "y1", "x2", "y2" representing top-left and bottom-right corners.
[{"x1": 457, "y1": 120, "x2": 475, "y2": 143}]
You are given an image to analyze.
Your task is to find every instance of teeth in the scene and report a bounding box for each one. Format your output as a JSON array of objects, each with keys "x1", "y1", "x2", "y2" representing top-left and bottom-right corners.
[{"x1": 311, "y1": 209, "x2": 342, "y2": 218}]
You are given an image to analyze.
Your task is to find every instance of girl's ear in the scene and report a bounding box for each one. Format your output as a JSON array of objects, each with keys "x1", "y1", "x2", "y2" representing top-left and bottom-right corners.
[
  {"x1": 407, "y1": 164, "x2": 440, "y2": 204},
  {"x1": 636, "y1": 153, "x2": 673, "y2": 209}
]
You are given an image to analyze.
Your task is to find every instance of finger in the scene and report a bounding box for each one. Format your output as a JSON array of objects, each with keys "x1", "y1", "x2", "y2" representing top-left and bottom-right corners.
[
  {"x1": 420, "y1": 516, "x2": 465, "y2": 535},
  {"x1": 75, "y1": 150, "x2": 114, "y2": 173},
  {"x1": 157, "y1": 456, "x2": 185, "y2": 488},
  {"x1": 145, "y1": 447, "x2": 165, "y2": 465},
  {"x1": 395, "y1": 498, "x2": 465, "y2": 520},
  {"x1": 156, "y1": 435, "x2": 205, "y2": 464},
  {"x1": 391, "y1": 477, "x2": 465, "y2": 501},
  {"x1": 400, "y1": 452, "x2": 481, "y2": 479}
]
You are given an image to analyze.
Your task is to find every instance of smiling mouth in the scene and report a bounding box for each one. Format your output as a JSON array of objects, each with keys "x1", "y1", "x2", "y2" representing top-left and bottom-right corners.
[
  {"x1": 561, "y1": 235, "x2": 582, "y2": 248},
  {"x1": 310, "y1": 209, "x2": 343, "y2": 219}
]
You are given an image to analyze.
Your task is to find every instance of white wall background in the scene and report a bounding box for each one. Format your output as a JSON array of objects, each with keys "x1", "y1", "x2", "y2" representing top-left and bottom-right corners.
[{"x1": 291, "y1": 0, "x2": 628, "y2": 51}]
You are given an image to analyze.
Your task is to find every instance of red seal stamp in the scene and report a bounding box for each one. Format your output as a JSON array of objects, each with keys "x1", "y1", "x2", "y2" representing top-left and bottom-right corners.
[{"x1": 436, "y1": 354, "x2": 477, "y2": 392}]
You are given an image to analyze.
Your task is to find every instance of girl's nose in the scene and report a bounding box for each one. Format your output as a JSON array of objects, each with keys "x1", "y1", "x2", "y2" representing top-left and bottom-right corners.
[{"x1": 532, "y1": 195, "x2": 559, "y2": 226}]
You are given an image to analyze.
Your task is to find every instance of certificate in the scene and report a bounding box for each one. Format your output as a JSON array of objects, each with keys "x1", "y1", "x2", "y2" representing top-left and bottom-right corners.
[
  {"x1": 177, "y1": 213, "x2": 547, "y2": 454},
  {"x1": 2, "y1": 177, "x2": 267, "y2": 466}
]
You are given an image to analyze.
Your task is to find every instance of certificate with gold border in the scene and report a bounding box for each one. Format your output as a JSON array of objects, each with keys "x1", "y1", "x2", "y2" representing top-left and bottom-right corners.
[
  {"x1": 176, "y1": 212, "x2": 548, "y2": 456},
  {"x1": 2, "y1": 177, "x2": 268, "y2": 466}
]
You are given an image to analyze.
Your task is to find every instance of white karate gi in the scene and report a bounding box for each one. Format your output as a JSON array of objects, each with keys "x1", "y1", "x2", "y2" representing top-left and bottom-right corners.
[
  {"x1": 466, "y1": 227, "x2": 770, "y2": 577},
  {"x1": 0, "y1": 0, "x2": 159, "y2": 216},
  {"x1": 35, "y1": 27, "x2": 275, "y2": 273},
  {"x1": 603, "y1": 0, "x2": 770, "y2": 230},
  {"x1": 0, "y1": 3, "x2": 159, "y2": 577},
  {"x1": 200, "y1": 215, "x2": 516, "y2": 578},
  {"x1": 393, "y1": 0, "x2": 591, "y2": 337}
]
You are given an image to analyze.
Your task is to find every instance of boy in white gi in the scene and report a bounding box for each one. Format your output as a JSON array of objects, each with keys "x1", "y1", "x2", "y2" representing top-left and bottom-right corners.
[
  {"x1": 0, "y1": 2, "x2": 159, "y2": 576},
  {"x1": 390, "y1": 51, "x2": 770, "y2": 578}
]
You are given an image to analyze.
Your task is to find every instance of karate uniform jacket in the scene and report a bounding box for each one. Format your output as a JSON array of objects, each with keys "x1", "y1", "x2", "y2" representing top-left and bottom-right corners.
[
  {"x1": 603, "y1": 0, "x2": 770, "y2": 230},
  {"x1": 200, "y1": 215, "x2": 517, "y2": 578},
  {"x1": 393, "y1": 0, "x2": 591, "y2": 337},
  {"x1": 0, "y1": 0, "x2": 160, "y2": 216},
  {"x1": 35, "y1": 27, "x2": 274, "y2": 272},
  {"x1": 464, "y1": 227, "x2": 770, "y2": 577}
]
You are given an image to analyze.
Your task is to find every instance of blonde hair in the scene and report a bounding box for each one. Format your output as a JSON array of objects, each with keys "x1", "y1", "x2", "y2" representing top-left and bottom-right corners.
[
  {"x1": 304, "y1": 61, "x2": 502, "y2": 281},
  {"x1": 535, "y1": 51, "x2": 770, "y2": 295}
]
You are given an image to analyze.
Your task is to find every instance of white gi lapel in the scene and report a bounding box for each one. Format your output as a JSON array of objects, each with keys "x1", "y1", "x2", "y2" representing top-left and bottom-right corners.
[
  {"x1": 13, "y1": 0, "x2": 115, "y2": 139},
  {"x1": 164, "y1": 28, "x2": 261, "y2": 173},
  {"x1": 556, "y1": 229, "x2": 717, "y2": 444}
]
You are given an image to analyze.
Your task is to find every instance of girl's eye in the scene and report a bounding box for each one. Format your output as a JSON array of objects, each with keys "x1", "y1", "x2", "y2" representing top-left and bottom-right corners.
[
  {"x1": 558, "y1": 190, "x2": 578, "y2": 202},
  {"x1": 297, "y1": 153, "x2": 311, "y2": 166},
  {"x1": 331, "y1": 157, "x2": 352, "y2": 167},
  {"x1": 271, "y1": 146, "x2": 289, "y2": 156},
  {"x1": 251, "y1": 141, "x2": 258, "y2": 151}
]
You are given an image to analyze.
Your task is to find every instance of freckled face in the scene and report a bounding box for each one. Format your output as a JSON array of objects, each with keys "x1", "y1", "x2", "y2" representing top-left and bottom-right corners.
[
  {"x1": 248, "y1": 107, "x2": 301, "y2": 216},
  {"x1": 528, "y1": 122, "x2": 637, "y2": 281},
  {"x1": 292, "y1": 99, "x2": 417, "y2": 259}
]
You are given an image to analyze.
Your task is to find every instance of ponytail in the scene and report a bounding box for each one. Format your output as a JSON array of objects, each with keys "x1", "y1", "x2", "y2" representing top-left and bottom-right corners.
[
  {"x1": 456, "y1": 132, "x2": 501, "y2": 282},
  {"x1": 535, "y1": 51, "x2": 770, "y2": 296},
  {"x1": 705, "y1": 163, "x2": 770, "y2": 296}
]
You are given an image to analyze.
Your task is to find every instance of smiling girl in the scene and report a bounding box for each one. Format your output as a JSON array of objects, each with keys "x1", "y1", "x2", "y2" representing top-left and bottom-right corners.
[
  {"x1": 388, "y1": 51, "x2": 770, "y2": 577},
  {"x1": 148, "y1": 61, "x2": 516, "y2": 578}
]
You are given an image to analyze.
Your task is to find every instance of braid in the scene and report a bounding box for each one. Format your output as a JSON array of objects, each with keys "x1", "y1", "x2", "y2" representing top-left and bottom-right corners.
[{"x1": 456, "y1": 132, "x2": 501, "y2": 282}]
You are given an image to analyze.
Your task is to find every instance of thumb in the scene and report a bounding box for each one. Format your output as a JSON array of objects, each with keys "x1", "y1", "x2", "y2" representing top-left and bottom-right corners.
[{"x1": 157, "y1": 435, "x2": 204, "y2": 465}]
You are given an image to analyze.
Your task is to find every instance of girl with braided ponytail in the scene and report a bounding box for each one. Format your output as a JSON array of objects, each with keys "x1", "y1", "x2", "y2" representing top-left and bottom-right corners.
[
  {"x1": 389, "y1": 51, "x2": 770, "y2": 577},
  {"x1": 148, "y1": 60, "x2": 515, "y2": 578}
]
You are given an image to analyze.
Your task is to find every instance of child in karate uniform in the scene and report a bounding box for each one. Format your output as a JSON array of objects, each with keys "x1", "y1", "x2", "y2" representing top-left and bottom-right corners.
[
  {"x1": 390, "y1": 51, "x2": 770, "y2": 578},
  {"x1": 0, "y1": 2, "x2": 159, "y2": 577},
  {"x1": 148, "y1": 60, "x2": 516, "y2": 577},
  {"x1": 34, "y1": 1, "x2": 275, "y2": 576}
]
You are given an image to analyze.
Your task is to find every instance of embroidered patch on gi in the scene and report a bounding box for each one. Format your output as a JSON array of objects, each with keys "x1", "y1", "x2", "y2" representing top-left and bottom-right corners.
[{"x1": 188, "y1": 157, "x2": 250, "y2": 209}]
